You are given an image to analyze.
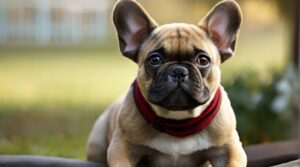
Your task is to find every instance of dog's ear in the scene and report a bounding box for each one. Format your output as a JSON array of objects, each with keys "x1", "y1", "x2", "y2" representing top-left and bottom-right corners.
[
  {"x1": 113, "y1": 0, "x2": 158, "y2": 62},
  {"x1": 200, "y1": 0, "x2": 242, "y2": 63}
]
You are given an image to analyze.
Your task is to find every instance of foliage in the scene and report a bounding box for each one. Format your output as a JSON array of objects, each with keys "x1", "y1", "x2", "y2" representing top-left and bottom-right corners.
[{"x1": 224, "y1": 66, "x2": 299, "y2": 144}]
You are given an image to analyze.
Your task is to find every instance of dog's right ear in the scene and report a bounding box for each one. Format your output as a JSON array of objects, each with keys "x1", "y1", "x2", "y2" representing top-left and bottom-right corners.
[{"x1": 113, "y1": 0, "x2": 158, "y2": 62}]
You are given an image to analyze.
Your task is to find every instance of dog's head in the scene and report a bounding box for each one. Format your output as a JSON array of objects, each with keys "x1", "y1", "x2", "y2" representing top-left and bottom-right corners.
[{"x1": 113, "y1": 0, "x2": 242, "y2": 119}]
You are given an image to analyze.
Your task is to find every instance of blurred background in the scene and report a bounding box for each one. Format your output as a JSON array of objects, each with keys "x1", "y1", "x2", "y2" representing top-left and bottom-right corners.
[{"x1": 0, "y1": 0, "x2": 299, "y2": 159}]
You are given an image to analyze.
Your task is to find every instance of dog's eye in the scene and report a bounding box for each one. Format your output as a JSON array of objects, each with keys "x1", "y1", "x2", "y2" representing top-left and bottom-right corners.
[
  {"x1": 196, "y1": 54, "x2": 210, "y2": 67},
  {"x1": 148, "y1": 53, "x2": 162, "y2": 66}
]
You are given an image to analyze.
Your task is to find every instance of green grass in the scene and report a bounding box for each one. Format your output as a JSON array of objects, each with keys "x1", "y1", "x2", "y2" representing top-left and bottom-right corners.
[
  {"x1": 0, "y1": 48, "x2": 137, "y2": 107},
  {"x1": 0, "y1": 48, "x2": 137, "y2": 159},
  {"x1": 0, "y1": 25, "x2": 290, "y2": 159},
  {"x1": 0, "y1": 110, "x2": 99, "y2": 159}
]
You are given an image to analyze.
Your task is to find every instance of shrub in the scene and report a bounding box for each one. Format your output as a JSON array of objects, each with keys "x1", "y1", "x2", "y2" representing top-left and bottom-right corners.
[{"x1": 224, "y1": 66, "x2": 299, "y2": 144}]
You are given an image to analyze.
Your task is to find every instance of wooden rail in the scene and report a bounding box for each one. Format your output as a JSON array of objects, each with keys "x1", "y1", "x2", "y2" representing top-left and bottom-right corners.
[
  {"x1": 0, "y1": 155, "x2": 104, "y2": 167},
  {"x1": 0, "y1": 140, "x2": 298, "y2": 167},
  {"x1": 245, "y1": 140, "x2": 299, "y2": 167}
]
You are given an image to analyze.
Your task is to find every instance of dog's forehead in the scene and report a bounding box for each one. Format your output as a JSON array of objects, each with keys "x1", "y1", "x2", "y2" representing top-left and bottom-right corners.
[{"x1": 149, "y1": 23, "x2": 213, "y2": 56}]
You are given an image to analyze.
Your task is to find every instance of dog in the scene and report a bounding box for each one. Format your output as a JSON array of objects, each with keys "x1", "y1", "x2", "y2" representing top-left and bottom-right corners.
[{"x1": 86, "y1": 0, "x2": 247, "y2": 166}]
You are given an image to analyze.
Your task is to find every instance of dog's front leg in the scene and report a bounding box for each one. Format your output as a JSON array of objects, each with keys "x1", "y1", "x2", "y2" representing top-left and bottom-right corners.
[
  {"x1": 223, "y1": 131, "x2": 247, "y2": 167},
  {"x1": 224, "y1": 140, "x2": 247, "y2": 167},
  {"x1": 208, "y1": 145, "x2": 246, "y2": 167},
  {"x1": 107, "y1": 128, "x2": 141, "y2": 167},
  {"x1": 107, "y1": 128, "x2": 131, "y2": 167},
  {"x1": 209, "y1": 132, "x2": 247, "y2": 167}
]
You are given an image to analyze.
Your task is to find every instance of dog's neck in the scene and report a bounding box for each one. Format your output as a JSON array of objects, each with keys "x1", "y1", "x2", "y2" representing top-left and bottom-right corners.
[{"x1": 133, "y1": 80, "x2": 222, "y2": 137}]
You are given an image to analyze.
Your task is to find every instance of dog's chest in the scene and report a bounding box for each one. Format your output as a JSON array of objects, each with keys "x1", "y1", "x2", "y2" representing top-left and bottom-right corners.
[
  {"x1": 144, "y1": 154, "x2": 199, "y2": 167},
  {"x1": 144, "y1": 131, "x2": 213, "y2": 156},
  {"x1": 139, "y1": 150, "x2": 211, "y2": 167},
  {"x1": 136, "y1": 132, "x2": 214, "y2": 167}
]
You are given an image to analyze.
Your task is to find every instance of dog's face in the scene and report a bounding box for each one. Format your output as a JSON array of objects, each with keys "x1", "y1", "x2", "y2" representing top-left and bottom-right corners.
[
  {"x1": 138, "y1": 24, "x2": 221, "y2": 111},
  {"x1": 113, "y1": 0, "x2": 242, "y2": 117}
]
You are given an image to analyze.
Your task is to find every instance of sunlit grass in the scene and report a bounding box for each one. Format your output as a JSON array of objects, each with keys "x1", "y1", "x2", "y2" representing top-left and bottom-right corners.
[{"x1": 0, "y1": 49, "x2": 136, "y2": 108}]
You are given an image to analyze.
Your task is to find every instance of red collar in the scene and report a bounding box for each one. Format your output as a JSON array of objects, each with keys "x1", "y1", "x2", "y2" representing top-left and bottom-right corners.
[{"x1": 133, "y1": 80, "x2": 222, "y2": 138}]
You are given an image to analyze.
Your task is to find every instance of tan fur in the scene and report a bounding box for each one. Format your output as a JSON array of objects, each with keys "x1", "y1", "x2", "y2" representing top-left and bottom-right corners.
[{"x1": 87, "y1": 0, "x2": 247, "y2": 166}]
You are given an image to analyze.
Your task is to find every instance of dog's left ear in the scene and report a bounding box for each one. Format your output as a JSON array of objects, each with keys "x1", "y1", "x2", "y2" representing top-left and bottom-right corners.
[{"x1": 200, "y1": 0, "x2": 242, "y2": 63}]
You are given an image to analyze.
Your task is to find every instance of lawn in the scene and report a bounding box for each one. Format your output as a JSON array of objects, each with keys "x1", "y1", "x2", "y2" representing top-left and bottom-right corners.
[
  {"x1": 0, "y1": 25, "x2": 289, "y2": 159},
  {"x1": 0, "y1": 48, "x2": 137, "y2": 159}
]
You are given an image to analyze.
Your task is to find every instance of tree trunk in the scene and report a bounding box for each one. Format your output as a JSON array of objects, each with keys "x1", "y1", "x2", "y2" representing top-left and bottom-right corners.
[{"x1": 292, "y1": 0, "x2": 300, "y2": 159}]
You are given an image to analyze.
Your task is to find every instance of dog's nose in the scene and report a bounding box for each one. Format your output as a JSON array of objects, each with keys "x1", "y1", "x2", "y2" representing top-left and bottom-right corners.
[{"x1": 168, "y1": 66, "x2": 189, "y2": 82}]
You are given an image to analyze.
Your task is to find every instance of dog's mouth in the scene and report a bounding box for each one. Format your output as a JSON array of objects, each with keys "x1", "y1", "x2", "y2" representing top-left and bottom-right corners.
[
  {"x1": 159, "y1": 87, "x2": 201, "y2": 110},
  {"x1": 148, "y1": 72, "x2": 210, "y2": 111}
]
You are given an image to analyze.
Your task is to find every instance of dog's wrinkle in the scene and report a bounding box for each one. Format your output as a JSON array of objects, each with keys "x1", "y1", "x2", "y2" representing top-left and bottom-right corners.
[
  {"x1": 149, "y1": 90, "x2": 169, "y2": 103},
  {"x1": 195, "y1": 88, "x2": 210, "y2": 104},
  {"x1": 153, "y1": 73, "x2": 177, "y2": 89},
  {"x1": 180, "y1": 80, "x2": 210, "y2": 105},
  {"x1": 149, "y1": 77, "x2": 177, "y2": 103}
]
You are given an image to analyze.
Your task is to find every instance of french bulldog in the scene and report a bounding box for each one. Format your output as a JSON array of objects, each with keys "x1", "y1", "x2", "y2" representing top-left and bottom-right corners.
[{"x1": 86, "y1": 0, "x2": 247, "y2": 166}]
